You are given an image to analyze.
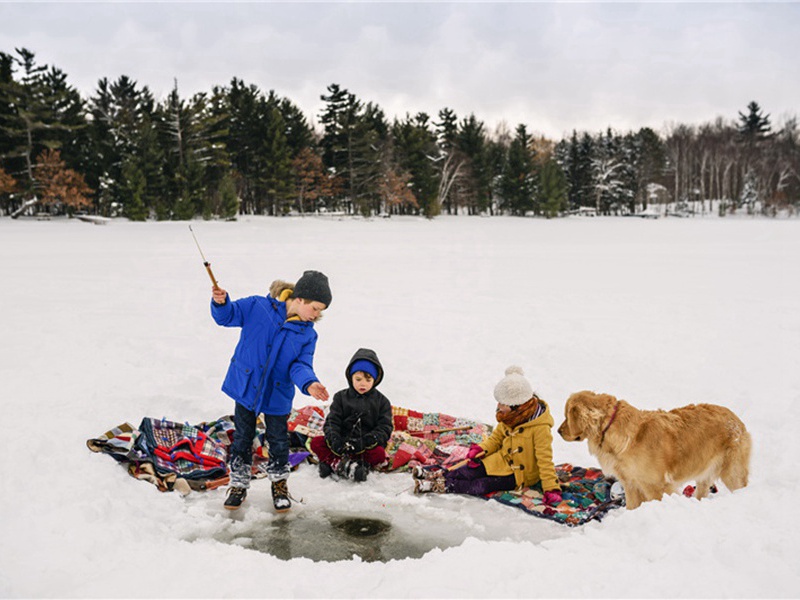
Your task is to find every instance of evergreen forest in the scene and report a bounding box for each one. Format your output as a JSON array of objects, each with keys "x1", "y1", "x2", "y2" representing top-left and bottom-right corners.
[{"x1": 1, "y1": 48, "x2": 798, "y2": 221}]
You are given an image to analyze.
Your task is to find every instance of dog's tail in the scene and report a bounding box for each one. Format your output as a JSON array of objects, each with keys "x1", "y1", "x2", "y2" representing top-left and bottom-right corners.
[{"x1": 720, "y1": 424, "x2": 751, "y2": 491}]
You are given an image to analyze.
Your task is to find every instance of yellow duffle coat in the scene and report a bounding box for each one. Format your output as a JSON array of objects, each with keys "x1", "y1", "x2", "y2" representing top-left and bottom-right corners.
[{"x1": 479, "y1": 399, "x2": 560, "y2": 492}]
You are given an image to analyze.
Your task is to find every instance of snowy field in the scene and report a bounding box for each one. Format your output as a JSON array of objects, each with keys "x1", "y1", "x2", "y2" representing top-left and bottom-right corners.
[{"x1": 1, "y1": 214, "x2": 798, "y2": 598}]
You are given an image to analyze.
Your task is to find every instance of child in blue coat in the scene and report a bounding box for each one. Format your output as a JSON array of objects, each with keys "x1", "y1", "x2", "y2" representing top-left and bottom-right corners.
[{"x1": 211, "y1": 270, "x2": 331, "y2": 512}]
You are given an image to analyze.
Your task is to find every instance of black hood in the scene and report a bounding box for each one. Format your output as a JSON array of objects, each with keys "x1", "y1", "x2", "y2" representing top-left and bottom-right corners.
[{"x1": 345, "y1": 347, "x2": 384, "y2": 388}]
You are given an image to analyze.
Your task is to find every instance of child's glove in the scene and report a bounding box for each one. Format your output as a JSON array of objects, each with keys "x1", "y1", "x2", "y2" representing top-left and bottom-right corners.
[
  {"x1": 362, "y1": 432, "x2": 379, "y2": 449},
  {"x1": 543, "y1": 490, "x2": 563, "y2": 506},
  {"x1": 466, "y1": 444, "x2": 483, "y2": 468},
  {"x1": 327, "y1": 434, "x2": 344, "y2": 456}
]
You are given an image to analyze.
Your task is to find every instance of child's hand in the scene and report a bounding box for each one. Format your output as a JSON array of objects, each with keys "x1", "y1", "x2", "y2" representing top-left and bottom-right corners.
[
  {"x1": 212, "y1": 287, "x2": 228, "y2": 305},
  {"x1": 466, "y1": 444, "x2": 483, "y2": 459},
  {"x1": 307, "y1": 382, "x2": 329, "y2": 401},
  {"x1": 466, "y1": 444, "x2": 484, "y2": 468},
  {"x1": 327, "y1": 434, "x2": 344, "y2": 455}
]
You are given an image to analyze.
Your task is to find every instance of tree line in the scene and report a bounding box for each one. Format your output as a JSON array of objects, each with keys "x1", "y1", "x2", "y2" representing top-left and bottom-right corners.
[{"x1": 1, "y1": 47, "x2": 798, "y2": 220}]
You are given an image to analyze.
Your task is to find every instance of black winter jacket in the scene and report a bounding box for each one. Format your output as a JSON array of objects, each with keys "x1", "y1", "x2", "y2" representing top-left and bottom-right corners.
[{"x1": 323, "y1": 348, "x2": 393, "y2": 454}]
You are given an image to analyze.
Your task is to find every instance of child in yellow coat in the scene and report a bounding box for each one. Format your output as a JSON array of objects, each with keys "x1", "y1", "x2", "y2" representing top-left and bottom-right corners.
[{"x1": 414, "y1": 366, "x2": 562, "y2": 505}]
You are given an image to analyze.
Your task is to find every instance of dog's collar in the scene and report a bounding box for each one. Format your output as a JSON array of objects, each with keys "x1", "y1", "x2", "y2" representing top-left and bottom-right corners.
[{"x1": 599, "y1": 401, "x2": 620, "y2": 447}]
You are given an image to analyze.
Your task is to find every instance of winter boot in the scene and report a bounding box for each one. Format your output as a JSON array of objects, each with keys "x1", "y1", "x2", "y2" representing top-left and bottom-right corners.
[
  {"x1": 271, "y1": 479, "x2": 292, "y2": 512},
  {"x1": 224, "y1": 486, "x2": 248, "y2": 510},
  {"x1": 414, "y1": 476, "x2": 447, "y2": 494},
  {"x1": 335, "y1": 458, "x2": 357, "y2": 480},
  {"x1": 319, "y1": 461, "x2": 334, "y2": 479},
  {"x1": 412, "y1": 464, "x2": 446, "y2": 481},
  {"x1": 228, "y1": 455, "x2": 252, "y2": 489},
  {"x1": 353, "y1": 461, "x2": 369, "y2": 483}
]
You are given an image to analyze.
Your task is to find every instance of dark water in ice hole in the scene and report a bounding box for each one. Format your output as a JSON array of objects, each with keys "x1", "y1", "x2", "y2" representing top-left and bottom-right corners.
[{"x1": 215, "y1": 510, "x2": 465, "y2": 562}]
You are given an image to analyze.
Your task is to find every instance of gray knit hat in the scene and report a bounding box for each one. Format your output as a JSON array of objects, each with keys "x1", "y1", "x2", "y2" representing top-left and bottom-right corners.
[
  {"x1": 493, "y1": 365, "x2": 533, "y2": 406},
  {"x1": 292, "y1": 270, "x2": 332, "y2": 307}
]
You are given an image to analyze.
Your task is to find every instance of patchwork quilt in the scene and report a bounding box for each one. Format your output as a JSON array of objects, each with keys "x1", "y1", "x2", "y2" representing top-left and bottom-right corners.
[
  {"x1": 487, "y1": 463, "x2": 624, "y2": 526},
  {"x1": 287, "y1": 404, "x2": 492, "y2": 471}
]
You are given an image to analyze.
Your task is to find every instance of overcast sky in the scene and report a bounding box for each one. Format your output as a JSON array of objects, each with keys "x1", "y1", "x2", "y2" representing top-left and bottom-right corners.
[{"x1": 2, "y1": 2, "x2": 798, "y2": 139}]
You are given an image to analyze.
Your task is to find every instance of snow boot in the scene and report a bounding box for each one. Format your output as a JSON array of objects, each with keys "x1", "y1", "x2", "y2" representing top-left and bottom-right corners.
[
  {"x1": 271, "y1": 479, "x2": 292, "y2": 512},
  {"x1": 319, "y1": 461, "x2": 334, "y2": 479},
  {"x1": 335, "y1": 458, "x2": 357, "y2": 480},
  {"x1": 353, "y1": 461, "x2": 369, "y2": 483},
  {"x1": 224, "y1": 486, "x2": 247, "y2": 510},
  {"x1": 412, "y1": 464, "x2": 445, "y2": 481},
  {"x1": 414, "y1": 476, "x2": 447, "y2": 494}
]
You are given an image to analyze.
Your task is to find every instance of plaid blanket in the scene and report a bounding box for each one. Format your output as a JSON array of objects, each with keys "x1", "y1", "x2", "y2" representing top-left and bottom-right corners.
[
  {"x1": 487, "y1": 463, "x2": 624, "y2": 526},
  {"x1": 138, "y1": 418, "x2": 228, "y2": 481},
  {"x1": 88, "y1": 414, "x2": 297, "y2": 491}
]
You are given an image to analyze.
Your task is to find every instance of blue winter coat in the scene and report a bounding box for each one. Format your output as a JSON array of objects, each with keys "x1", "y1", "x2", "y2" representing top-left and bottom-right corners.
[{"x1": 211, "y1": 292, "x2": 319, "y2": 416}]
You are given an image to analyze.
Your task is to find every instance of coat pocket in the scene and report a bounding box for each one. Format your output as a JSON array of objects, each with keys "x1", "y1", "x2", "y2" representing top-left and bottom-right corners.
[{"x1": 222, "y1": 359, "x2": 254, "y2": 402}]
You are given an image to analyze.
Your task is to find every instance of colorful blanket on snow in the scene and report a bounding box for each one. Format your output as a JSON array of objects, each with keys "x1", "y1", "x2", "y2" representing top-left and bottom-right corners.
[
  {"x1": 487, "y1": 463, "x2": 624, "y2": 526},
  {"x1": 87, "y1": 414, "x2": 308, "y2": 491},
  {"x1": 287, "y1": 404, "x2": 492, "y2": 471},
  {"x1": 88, "y1": 404, "x2": 492, "y2": 492}
]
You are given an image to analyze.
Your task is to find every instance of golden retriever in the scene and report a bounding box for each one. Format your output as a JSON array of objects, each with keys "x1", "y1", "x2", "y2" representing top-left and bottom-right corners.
[{"x1": 557, "y1": 391, "x2": 751, "y2": 510}]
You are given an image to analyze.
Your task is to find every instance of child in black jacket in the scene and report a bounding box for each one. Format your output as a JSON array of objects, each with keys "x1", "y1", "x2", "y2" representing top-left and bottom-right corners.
[{"x1": 310, "y1": 348, "x2": 393, "y2": 482}]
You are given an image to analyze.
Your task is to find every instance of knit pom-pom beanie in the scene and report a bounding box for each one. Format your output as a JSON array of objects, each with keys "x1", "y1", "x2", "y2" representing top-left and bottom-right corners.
[{"x1": 493, "y1": 365, "x2": 534, "y2": 407}]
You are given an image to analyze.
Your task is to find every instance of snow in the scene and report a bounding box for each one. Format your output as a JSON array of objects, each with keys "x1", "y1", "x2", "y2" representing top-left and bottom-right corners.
[{"x1": 1, "y1": 214, "x2": 798, "y2": 598}]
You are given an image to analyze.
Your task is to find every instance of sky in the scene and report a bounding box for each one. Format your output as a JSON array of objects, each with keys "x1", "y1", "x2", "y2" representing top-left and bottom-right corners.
[{"x1": 1, "y1": 1, "x2": 798, "y2": 140}]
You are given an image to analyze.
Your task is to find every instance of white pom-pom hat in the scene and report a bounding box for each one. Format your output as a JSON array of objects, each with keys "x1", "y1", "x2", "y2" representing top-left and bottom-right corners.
[{"x1": 493, "y1": 365, "x2": 534, "y2": 407}]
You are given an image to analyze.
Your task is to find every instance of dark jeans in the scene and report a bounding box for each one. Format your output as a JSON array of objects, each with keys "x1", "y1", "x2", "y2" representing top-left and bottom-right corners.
[
  {"x1": 231, "y1": 403, "x2": 290, "y2": 480},
  {"x1": 444, "y1": 462, "x2": 517, "y2": 497}
]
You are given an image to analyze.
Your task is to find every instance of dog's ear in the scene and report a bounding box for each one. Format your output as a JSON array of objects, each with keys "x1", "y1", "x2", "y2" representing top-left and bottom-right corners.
[{"x1": 576, "y1": 391, "x2": 613, "y2": 433}]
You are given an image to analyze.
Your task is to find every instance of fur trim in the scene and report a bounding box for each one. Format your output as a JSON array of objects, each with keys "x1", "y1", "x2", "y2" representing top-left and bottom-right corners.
[{"x1": 270, "y1": 279, "x2": 294, "y2": 299}]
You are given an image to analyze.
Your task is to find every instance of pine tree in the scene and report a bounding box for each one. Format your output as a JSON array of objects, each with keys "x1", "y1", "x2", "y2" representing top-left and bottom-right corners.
[
  {"x1": 223, "y1": 80, "x2": 291, "y2": 215},
  {"x1": 538, "y1": 159, "x2": 569, "y2": 218},
  {"x1": 118, "y1": 157, "x2": 147, "y2": 220},
  {"x1": 279, "y1": 97, "x2": 314, "y2": 158},
  {"x1": 318, "y1": 85, "x2": 386, "y2": 214},
  {"x1": 498, "y1": 124, "x2": 535, "y2": 215},
  {"x1": 216, "y1": 171, "x2": 239, "y2": 220},
  {"x1": 738, "y1": 101, "x2": 772, "y2": 145},
  {"x1": 87, "y1": 76, "x2": 157, "y2": 216},
  {"x1": 391, "y1": 113, "x2": 440, "y2": 217},
  {"x1": 631, "y1": 127, "x2": 667, "y2": 209},
  {"x1": 455, "y1": 114, "x2": 491, "y2": 214}
]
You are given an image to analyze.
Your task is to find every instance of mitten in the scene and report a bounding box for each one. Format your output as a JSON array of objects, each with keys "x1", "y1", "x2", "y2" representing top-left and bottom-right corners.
[
  {"x1": 362, "y1": 432, "x2": 379, "y2": 449},
  {"x1": 466, "y1": 444, "x2": 483, "y2": 459},
  {"x1": 543, "y1": 490, "x2": 563, "y2": 506},
  {"x1": 327, "y1": 434, "x2": 344, "y2": 456},
  {"x1": 466, "y1": 444, "x2": 483, "y2": 468}
]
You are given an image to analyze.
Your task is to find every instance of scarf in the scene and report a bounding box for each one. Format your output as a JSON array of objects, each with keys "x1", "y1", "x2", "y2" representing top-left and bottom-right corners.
[{"x1": 496, "y1": 395, "x2": 544, "y2": 429}]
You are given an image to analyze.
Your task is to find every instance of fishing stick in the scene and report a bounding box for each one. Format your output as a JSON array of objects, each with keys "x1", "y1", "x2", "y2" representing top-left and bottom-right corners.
[
  {"x1": 445, "y1": 451, "x2": 485, "y2": 472},
  {"x1": 188, "y1": 225, "x2": 220, "y2": 290},
  {"x1": 408, "y1": 426, "x2": 472, "y2": 438}
]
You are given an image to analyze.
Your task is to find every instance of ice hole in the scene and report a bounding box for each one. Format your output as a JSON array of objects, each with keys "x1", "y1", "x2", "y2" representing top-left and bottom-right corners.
[{"x1": 211, "y1": 509, "x2": 470, "y2": 562}]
